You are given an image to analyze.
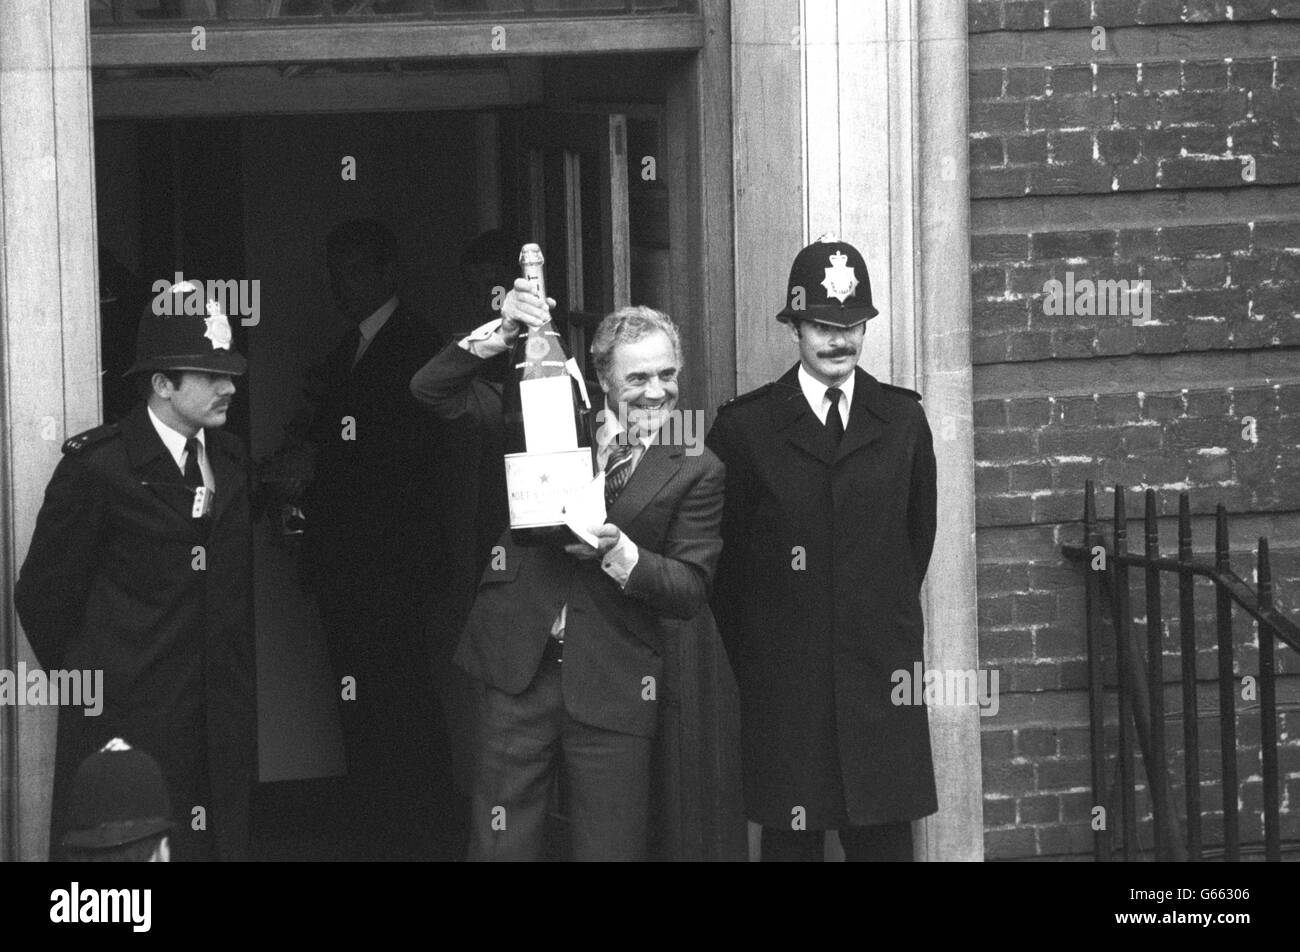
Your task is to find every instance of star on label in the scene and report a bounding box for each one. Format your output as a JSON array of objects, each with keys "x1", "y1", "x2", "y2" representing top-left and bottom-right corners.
[
  {"x1": 203, "y1": 301, "x2": 233, "y2": 350},
  {"x1": 822, "y1": 251, "x2": 859, "y2": 304}
]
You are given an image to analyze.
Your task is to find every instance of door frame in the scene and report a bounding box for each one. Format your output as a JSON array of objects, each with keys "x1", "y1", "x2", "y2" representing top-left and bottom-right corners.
[
  {"x1": 90, "y1": 14, "x2": 705, "y2": 68},
  {"x1": 3, "y1": 1, "x2": 736, "y2": 862}
]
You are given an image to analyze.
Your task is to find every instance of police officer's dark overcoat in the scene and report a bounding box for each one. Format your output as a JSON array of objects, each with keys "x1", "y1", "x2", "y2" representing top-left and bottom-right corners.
[
  {"x1": 706, "y1": 363, "x2": 938, "y2": 830},
  {"x1": 15, "y1": 402, "x2": 256, "y2": 860}
]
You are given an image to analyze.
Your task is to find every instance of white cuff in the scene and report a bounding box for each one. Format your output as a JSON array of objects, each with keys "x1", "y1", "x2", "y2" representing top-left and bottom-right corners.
[
  {"x1": 458, "y1": 319, "x2": 511, "y2": 358},
  {"x1": 601, "y1": 530, "x2": 640, "y2": 589}
]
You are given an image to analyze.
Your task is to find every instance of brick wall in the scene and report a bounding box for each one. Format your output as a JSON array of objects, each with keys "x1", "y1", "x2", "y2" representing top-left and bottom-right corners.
[{"x1": 968, "y1": 1, "x2": 1300, "y2": 860}]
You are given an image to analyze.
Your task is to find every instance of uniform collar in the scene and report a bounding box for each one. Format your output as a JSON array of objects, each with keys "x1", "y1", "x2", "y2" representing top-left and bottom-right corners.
[
  {"x1": 146, "y1": 404, "x2": 206, "y2": 471},
  {"x1": 777, "y1": 363, "x2": 892, "y2": 423},
  {"x1": 797, "y1": 363, "x2": 855, "y2": 424},
  {"x1": 769, "y1": 364, "x2": 890, "y2": 465}
]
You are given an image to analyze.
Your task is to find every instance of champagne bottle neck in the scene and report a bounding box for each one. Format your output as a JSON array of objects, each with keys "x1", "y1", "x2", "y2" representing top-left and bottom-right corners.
[{"x1": 514, "y1": 321, "x2": 569, "y2": 380}]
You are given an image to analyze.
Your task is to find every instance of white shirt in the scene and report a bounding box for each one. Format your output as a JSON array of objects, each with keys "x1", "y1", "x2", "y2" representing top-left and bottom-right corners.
[
  {"x1": 594, "y1": 411, "x2": 649, "y2": 584},
  {"x1": 352, "y1": 296, "x2": 400, "y2": 367},
  {"x1": 547, "y1": 421, "x2": 645, "y2": 638},
  {"x1": 147, "y1": 405, "x2": 214, "y2": 490},
  {"x1": 798, "y1": 363, "x2": 855, "y2": 428}
]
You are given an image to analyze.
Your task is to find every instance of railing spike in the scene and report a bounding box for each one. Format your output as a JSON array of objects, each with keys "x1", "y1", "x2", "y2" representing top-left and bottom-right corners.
[
  {"x1": 1258, "y1": 537, "x2": 1280, "y2": 862},
  {"x1": 1111, "y1": 484, "x2": 1137, "y2": 860},
  {"x1": 1178, "y1": 493, "x2": 1191, "y2": 557},
  {"x1": 1258, "y1": 537, "x2": 1272, "y2": 595},
  {"x1": 1176, "y1": 490, "x2": 1200, "y2": 860},
  {"x1": 1113, "y1": 484, "x2": 1127, "y2": 552},
  {"x1": 1213, "y1": 503, "x2": 1238, "y2": 861},
  {"x1": 1083, "y1": 477, "x2": 1107, "y2": 860},
  {"x1": 1144, "y1": 489, "x2": 1158, "y2": 548},
  {"x1": 1215, "y1": 504, "x2": 1229, "y2": 571},
  {"x1": 1143, "y1": 488, "x2": 1171, "y2": 859}
]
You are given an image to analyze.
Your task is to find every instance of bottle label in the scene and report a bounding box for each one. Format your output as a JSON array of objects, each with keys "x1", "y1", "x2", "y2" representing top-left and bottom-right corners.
[
  {"x1": 504, "y1": 449, "x2": 595, "y2": 529},
  {"x1": 520, "y1": 377, "x2": 580, "y2": 452}
]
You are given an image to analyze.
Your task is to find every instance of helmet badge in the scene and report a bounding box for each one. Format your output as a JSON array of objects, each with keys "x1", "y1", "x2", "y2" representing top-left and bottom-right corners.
[
  {"x1": 822, "y1": 250, "x2": 859, "y2": 304},
  {"x1": 203, "y1": 299, "x2": 233, "y2": 351}
]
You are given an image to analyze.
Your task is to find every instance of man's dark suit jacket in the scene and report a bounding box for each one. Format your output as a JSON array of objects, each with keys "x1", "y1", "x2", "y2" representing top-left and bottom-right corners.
[
  {"x1": 411, "y1": 342, "x2": 725, "y2": 739},
  {"x1": 300, "y1": 303, "x2": 445, "y2": 609}
]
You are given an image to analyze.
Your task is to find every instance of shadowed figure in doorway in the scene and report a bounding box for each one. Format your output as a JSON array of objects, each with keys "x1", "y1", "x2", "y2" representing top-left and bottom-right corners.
[{"x1": 270, "y1": 219, "x2": 457, "y2": 860}]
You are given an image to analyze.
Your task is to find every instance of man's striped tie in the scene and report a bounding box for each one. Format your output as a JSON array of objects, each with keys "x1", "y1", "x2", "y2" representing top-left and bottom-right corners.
[{"x1": 604, "y1": 442, "x2": 635, "y2": 510}]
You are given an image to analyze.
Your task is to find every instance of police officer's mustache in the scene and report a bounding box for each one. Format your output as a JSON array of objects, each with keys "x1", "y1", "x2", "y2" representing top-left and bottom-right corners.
[{"x1": 819, "y1": 348, "x2": 855, "y2": 359}]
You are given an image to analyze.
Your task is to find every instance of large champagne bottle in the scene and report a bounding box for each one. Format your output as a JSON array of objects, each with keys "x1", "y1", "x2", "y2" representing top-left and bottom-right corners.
[{"x1": 501, "y1": 243, "x2": 596, "y2": 545}]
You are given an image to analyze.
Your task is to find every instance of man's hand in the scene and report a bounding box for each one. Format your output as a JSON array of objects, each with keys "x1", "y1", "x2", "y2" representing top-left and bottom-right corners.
[
  {"x1": 563, "y1": 524, "x2": 622, "y2": 561},
  {"x1": 500, "y1": 278, "x2": 556, "y2": 341}
]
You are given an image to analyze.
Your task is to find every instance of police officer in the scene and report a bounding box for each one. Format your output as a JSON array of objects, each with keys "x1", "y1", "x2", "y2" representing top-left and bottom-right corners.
[
  {"x1": 16, "y1": 281, "x2": 256, "y2": 862},
  {"x1": 706, "y1": 236, "x2": 938, "y2": 862}
]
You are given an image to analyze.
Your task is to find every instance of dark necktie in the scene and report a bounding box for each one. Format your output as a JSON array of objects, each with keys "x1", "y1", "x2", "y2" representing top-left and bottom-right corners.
[
  {"x1": 604, "y1": 442, "x2": 635, "y2": 510},
  {"x1": 183, "y1": 438, "x2": 203, "y2": 489},
  {"x1": 825, "y1": 387, "x2": 845, "y2": 446}
]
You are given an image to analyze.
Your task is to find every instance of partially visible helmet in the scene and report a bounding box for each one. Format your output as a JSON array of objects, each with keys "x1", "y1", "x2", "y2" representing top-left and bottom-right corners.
[{"x1": 61, "y1": 740, "x2": 174, "y2": 850}]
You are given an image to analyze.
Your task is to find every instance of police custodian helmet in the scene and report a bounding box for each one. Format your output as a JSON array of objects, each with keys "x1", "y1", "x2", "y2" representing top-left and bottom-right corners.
[
  {"x1": 61, "y1": 740, "x2": 175, "y2": 850},
  {"x1": 777, "y1": 234, "x2": 879, "y2": 327},
  {"x1": 125, "y1": 279, "x2": 248, "y2": 377}
]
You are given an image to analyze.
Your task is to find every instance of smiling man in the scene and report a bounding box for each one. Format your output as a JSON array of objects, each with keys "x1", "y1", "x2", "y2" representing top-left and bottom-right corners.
[
  {"x1": 412, "y1": 291, "x2": 724, "y2": 861},
  {"x1": 16, "y1": 281, "x2": 256, "y2": 862},
  {"x1": 707, "y1": 237, "x2": 939, "y2": 862}
]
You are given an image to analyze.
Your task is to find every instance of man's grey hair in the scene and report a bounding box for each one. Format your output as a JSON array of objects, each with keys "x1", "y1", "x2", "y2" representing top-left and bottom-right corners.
[{"x1": 591, "y1": 305, "x2": 682, "y2": 385}]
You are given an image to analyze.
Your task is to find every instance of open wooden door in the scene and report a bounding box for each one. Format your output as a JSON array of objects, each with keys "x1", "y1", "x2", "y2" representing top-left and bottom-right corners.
[{"x1": 501, "y1": 109, "x2": 630, "y2": 386}]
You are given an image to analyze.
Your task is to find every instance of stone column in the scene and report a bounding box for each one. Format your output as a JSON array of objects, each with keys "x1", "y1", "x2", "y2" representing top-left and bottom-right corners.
[
  {"x1": 915, "y1": 0, "x2": 984, "y2": 861},
  {"x1": 0, "y1": 0, "x2": 101, "y2": 861}
]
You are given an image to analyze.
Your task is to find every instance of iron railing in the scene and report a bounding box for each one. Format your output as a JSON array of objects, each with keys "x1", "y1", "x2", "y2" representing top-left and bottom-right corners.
[{"x1": 1063, "y1": 480, "x2": 1300, "y2": 862}]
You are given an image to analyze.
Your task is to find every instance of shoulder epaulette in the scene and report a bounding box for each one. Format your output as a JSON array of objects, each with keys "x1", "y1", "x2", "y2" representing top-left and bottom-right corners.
[
  {"x1": 62, "y1": 423, "x2": 119, "y2": 456},
  {"x1": 881, "y1": 382, "x2": 923, "y2": 402},
  {"x1": 718, "y1": 382, "x2": 776, "y2": 412}
]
